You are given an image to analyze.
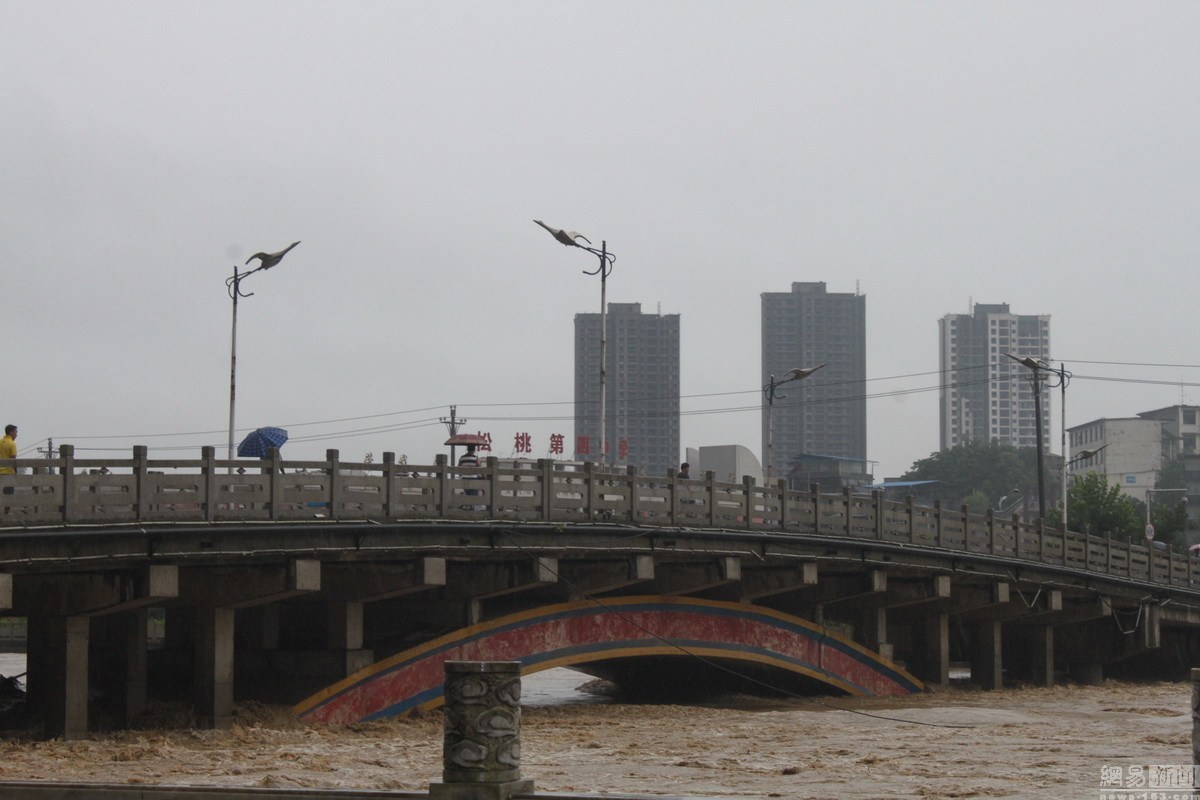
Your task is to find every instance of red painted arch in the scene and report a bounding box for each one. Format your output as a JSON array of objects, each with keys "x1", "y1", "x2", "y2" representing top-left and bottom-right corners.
[{"x1": 295, "y1": 596, "x2": 924, "y2": 724}]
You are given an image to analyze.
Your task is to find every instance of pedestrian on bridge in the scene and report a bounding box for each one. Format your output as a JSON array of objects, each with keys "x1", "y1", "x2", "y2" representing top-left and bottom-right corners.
[
  {"x1": 0, "y1": 426, "x2": 15, "y2": 474},
  {"x1": 677, "y1": 462, "x2": 690, "y2": 479},
  {"x1": 1, "y1": 425, "x2": 16, "y2": 510},
  {"x1": 458, "y1": 444, "x2": 485, "y2": 510}
]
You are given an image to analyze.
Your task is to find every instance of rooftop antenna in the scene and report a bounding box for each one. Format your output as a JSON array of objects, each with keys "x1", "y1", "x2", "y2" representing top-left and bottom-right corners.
[{"x1": 855, "y1": 279, "x2": 860, "y2": 296}]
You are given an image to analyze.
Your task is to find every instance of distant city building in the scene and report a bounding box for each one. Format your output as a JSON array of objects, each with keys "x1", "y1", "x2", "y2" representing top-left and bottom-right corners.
[
  {"x1": 938, "y1": 303, "x2": 1051, "y2": 451},
  {"x1": 1067, "y1": 417, "x2": 1163, "y2": 503},
  {"x1": 760, "y1": 282, "x2": 867, "y2": 481},
  {"x1": 574, "y1": 302, "x2": 679, "y2": 475},
  {"x1": 685, "y1": 445, "x2": 763, "y2": 485},
  {"x1": 785, "y1": 453, "x2": 873, "y2": 494},
  {"x1": 1069, "y1": 405, "x2": 1200, "y2": 506},
  {"x1": 1137, "y1": 405, "x2": 1200, "y2": 460}
]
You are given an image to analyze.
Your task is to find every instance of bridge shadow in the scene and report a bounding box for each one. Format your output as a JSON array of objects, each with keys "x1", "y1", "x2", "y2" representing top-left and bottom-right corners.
[{"x1": 294, "y1": 596, "x2": 924, "y2": 724}]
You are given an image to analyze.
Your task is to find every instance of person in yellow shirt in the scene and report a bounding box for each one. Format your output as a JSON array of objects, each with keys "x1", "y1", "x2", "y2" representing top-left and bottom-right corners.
[{"x1": 0, "y1": 425, "x2": 15, "y2": 475}]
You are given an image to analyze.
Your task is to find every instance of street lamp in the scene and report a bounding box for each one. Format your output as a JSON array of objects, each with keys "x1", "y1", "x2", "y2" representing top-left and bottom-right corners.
[
  {"x1": 1064, "y1": 444, "x2": 1106, "y2": 531},
  {"x1": 763, "y1": 363, "x2": 826, "y2": 482},
  {"x1": 534, "y1": 220, "x2": 615, "y2": 465},
  {"x1": 226, "y1": 241, "x2": 300, "y2": 471},
  {"x1": 1145, "y1": 486, "x2": 1188, "y2": 543}
]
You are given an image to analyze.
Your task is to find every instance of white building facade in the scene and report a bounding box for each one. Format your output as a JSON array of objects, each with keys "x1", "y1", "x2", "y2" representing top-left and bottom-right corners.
[
  {"x1": 1067, "y1": 417, "x2": 1164, "y2": 503},
  {"x1": 938, "y1": 303, "x2": 1051, "y2": 451}
]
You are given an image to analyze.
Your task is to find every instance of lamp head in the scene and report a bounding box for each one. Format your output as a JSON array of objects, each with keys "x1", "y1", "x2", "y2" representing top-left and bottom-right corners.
[
  {"x1": 245, "y1": 241, "x2": 300, "y2": 270},
  {"x1": 786, "y1": 363, "x2": 827, "y2": 380},
  {"x1": 1005, "y1": 353, "x2": 1041, "y2": 370},
  {"x1": 534, "y1": 220, "x2": 591, "y2": 247}
]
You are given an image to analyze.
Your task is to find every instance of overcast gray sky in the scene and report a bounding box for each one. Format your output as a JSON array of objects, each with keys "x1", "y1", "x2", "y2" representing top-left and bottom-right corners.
[{"x1": 4, "y1": 1, "x2": 1198, "y2": 479}]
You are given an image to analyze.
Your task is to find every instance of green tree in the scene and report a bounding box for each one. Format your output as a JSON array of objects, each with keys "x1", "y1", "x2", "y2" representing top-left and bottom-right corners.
[
  {"x1": 1046, "y1": 472, "x2": 1141, "y2": 541},
  {"x1": 961, "y1": 490, "x2": 990, "y2": 515},
  {"x1": 900, "y1": 441, "x2": 1051, "y2": 510}
]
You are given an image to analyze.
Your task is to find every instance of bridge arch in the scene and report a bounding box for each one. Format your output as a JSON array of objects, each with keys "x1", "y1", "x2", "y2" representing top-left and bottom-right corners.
[{"x1": 295, "y1": 596, "x2": 924, "y2": 724}]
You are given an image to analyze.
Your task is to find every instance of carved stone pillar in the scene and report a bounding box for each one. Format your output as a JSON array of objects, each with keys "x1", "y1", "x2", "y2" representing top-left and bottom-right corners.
[
  {"x1": 1192, "y1": 667, "x2": 1200, "y2": 767},
  {"x1": 429, "y1": 661, "x2": 534, "y2": 800}
]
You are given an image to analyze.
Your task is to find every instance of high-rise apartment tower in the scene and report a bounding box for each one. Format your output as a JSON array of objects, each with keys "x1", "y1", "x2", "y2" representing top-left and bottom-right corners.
[
  {"x1": 760, "y1": 282, "x2": 867, "y2": 472},
  {"x1": 574, "y1": 302, "x2": 680, "y2": 475},
  {"x1": 938, "y1": 303, "x2": 1051, "y2": 450}
]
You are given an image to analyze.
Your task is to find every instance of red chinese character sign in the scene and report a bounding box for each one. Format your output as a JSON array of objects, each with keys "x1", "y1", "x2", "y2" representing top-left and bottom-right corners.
[
  {"x1": 576, "y1": 436, "x2": 590, "y2": 457},
  {"x1": 513, "y1": 432, "x2": 532, "y2": 454},
  {"x1": 618, "y1": 438, "x2": 628, "y2": 460},
  {"x1": 549, "y1": 434, "x2": 564, "y2": 455}
]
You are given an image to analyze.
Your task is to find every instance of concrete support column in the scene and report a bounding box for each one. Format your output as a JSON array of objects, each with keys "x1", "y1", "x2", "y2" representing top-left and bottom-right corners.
[
  {"x1": 326, "y1": 601, "x2": 364, "y2": 650},
  {"x1": 862, "y1": 607, "x2": 890, "y2": 660},
  {"x1": 241, "y1": 605, "x2": 280, "y2": 650},
  {"x1": 24, "y1": 616, "x2": 49, "y2": 714},
  {"x1": 1031, "y1": 625, "x2": 1054, "y2": 687},
  {"x1": 44, "y1": 615, "x2": 90, "y2": 740},
  {"x1": 972, "y1": 620, "x2": 1002, "y2": 690},
  {"x1": 193, "y1": 607, "x2": 235, "y2": 729},
  {"x1": 923, "y1": 612, "x2": 950, "y2": 687},
  {"x1": 123, "y1": 609, "x2": 149, "y2": 722}
]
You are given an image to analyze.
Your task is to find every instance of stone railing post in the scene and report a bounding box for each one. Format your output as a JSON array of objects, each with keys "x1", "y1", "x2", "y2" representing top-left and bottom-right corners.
[
  {"x1": 201, "y1": 446, "x2": 216, "y2": 521},
  {"x1": 429, "y1": 661, "x2": 534, "y2": 800},
  {"x1": 133, "y1": 445, "x2": 149, "y2": 520},
  {"x1": 268, "y1": 447, "x2": 283, "y2": 520},
  {"x1": 326, "y1": 449, "x2": 340, "y2": 520},
  {"x1": 487, "y1": 456, "x2": 500, "y2": 518},
  {"x1": 539, "y1": 459, "x2": 555, "y2": 521},
  {"x1": 669, "y1": 467, "x2": 679, "y2": 526},
  {"x1": 584, "y1": 462, "x2": 597, "y2": 520},
  {"x1": 934, "y1": 500, "x2": 944, "y2": 547},
  {"x1": 435, "y1": 454, "x2": 448, "y2": 515},
  {"x1": 59, "y1": 444, "x2": 76, "y2": 523},
  {"x1": 382, "y1": 452, "x2": 396, "y2": 518},
  {"x1": 810, "y1": 483, "x2": 821, "y2": 535},
  {"x1": 626, "y1": 465, "x2": 639, "y2": 523},
  {"x1": 778, "y1": 478, "x2": 790, "y2": 531},
  {"x1": 741, "y1": 474, "x2": 753, "y2": 529},
  {"x1": 843, "y1": 486, "x2": 853, "y2": 536}
]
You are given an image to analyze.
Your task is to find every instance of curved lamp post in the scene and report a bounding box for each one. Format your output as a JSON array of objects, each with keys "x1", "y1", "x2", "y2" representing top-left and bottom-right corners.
[
  {"x1": 763, "y1": 363, "x2": 826, "y2": 482},
  {"x1": 534, "y1": 220, "x2": 615, "y2": 465},
  {"x1": 226, "y1": 241, "x2": 300, "y2": 471}
]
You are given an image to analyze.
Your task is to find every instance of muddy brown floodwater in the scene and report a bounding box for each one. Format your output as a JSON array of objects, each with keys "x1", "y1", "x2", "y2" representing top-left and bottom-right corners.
[{"x1": 0, "y1": 678, "x2": 1192, "y2": 799}]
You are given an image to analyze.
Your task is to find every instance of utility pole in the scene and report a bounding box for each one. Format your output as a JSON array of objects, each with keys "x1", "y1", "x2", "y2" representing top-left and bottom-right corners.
[{"x1": 440, "y1": 405, "x2": 466, "y2": 465}]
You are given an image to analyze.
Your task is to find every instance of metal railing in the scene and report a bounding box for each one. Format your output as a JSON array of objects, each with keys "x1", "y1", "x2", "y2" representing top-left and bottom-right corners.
[{"x1": 2, "y1": 445, "x2": 1196, "y2": 588}]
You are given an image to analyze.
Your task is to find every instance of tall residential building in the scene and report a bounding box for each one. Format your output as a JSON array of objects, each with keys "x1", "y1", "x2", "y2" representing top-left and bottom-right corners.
[
  {"x1": 760, "y1": 282, "x2": 867, "y2": 476},
  {"x1": 938, "y1": 303, "x2": 1051, "y2": 451},
  {"x1": 574, "y1": 302, "x2": 680, "y2": 475}
]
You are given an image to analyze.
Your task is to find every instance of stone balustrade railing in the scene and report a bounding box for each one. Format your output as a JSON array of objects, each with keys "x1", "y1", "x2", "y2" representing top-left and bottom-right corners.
[{"x1": 1, "y1": 445, "x2": 1196, "y2": 588}]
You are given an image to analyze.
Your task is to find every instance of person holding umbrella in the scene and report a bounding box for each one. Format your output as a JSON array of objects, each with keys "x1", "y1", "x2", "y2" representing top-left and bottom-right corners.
[{"x1": 446, "y1": 433, "x2": 488, "y2": 511}]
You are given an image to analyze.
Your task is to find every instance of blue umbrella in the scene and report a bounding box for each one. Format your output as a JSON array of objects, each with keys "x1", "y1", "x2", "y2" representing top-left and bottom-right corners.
[{"x1": 237, "y1": 426, "x2": 289, "y2": 458}]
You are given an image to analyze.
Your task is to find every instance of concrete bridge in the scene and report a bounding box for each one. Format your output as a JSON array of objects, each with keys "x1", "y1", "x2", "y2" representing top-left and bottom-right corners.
[{"x1": 1, "y1": 445, "x2": 1198, "y2": 739}]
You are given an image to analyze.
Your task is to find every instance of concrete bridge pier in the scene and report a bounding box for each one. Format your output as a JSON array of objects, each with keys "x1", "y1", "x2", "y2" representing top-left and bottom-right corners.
[
  {"x1": 193, "y1": 607, "x2": 235, "y2": 729},
  {"x1": 177, "y1": 560, "x2": 321, "y2": 728},
  {"x1": 971, "y1": 619, "x2": 1003, "y2": 690},
  {"x1": 21, "y1": 566, "x2": 177, "y2": 739}
]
